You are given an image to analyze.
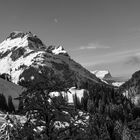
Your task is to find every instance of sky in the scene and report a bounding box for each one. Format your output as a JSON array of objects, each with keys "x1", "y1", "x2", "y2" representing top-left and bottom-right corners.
[{"x1": 0, "y1": 0, "x2": 140, "y2": 77}]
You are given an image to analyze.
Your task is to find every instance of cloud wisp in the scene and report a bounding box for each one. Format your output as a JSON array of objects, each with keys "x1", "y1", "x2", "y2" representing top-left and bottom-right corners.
[
  {"x1": 79, "y1": 43, "x2": 111, "y2": 50},
  {"x1": 54, "y1": 18, "x2": 58, "y2": 23},
  {"x1": 125, "y1": 56, "x2": 140, "y2": 66},
  {"x1": 81, "y1": 48, "x2": 140, "y2": 67}
]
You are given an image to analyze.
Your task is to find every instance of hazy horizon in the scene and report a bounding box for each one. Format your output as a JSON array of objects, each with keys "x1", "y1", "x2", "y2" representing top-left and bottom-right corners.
[{"x1": 0, "y1": 0, "x2": 140, "y2": 77}]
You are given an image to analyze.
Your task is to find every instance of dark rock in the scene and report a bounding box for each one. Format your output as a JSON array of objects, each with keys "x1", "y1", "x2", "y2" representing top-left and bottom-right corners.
[
  {"x1": 7, "y1": 31, "x2": 25, "y2": 39},
  {"x1": 11, "y1": 47, "x2": 26, "y2": 61}
]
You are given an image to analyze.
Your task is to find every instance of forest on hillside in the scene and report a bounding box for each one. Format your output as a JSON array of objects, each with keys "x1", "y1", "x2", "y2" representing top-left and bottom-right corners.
[{"x1": 0, "y1": 77, "x2": 140, "y2": 140}]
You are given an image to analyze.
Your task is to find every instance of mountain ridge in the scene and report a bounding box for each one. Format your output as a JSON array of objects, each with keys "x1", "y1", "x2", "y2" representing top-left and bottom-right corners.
[{"x1": 0, "y1": 31, "x2": 103, "y2": 88}]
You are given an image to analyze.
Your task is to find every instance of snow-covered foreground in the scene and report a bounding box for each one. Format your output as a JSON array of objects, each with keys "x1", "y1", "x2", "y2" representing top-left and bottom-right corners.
[
  {"x1": 0, "y1": 110, "x2": 89, "y2": 133},
  {"x1": 0, "y1": 113, "x2": 26, "y2": 126}
]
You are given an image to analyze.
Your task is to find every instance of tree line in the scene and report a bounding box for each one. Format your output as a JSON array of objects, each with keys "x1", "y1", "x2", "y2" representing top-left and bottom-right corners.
[{"x1": 0, "y1": 93, "x2": 15, "y2": 113}]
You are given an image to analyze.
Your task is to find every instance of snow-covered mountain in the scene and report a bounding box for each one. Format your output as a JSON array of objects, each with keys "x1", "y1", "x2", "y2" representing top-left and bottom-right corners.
[
  {"x1": 91, "y1": 70, "x2": 124, "y2": 87},
  {"x1": 91, "y1": 70, "x2": 111, "y2": 79},
  {"x1": 0, "y1": 31, "x2": 102, "y2": 88},
  {"x1": 112, "y1": 82, "x2": 124, "y2": 87}
]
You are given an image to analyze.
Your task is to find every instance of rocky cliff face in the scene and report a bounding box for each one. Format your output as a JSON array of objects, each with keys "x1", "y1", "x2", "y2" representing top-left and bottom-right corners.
[
  {"x1": 0, "y1": 31, "x2": 102, "y2": 88},
  {"x1": 119, "y1": 70, "x2": 140, "y2": 105}
]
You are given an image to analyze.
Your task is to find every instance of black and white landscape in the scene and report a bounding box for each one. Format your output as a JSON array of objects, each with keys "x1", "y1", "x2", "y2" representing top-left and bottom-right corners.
[{"x1": 0, "y1": 0, "x2": 140, "y2": 140}]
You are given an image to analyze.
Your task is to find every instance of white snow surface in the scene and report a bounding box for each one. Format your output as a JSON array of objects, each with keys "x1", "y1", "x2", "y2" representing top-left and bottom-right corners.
[
  {"x1": 112, "y1": 82, "x2": 124, "y2": 87},
  {"x1": 53, "y1": 111, "x2": 89, "y2": 129},
  {"x1": 52, "y1": 46, "x2": 67, "y2": 55},
  {"x1": 0, "y1": 37, "x2": 28, "y2": 53},
  {"x1": 91, "y1": 70, "x2": 110, "y2": 79},
  {"x1": 0, "y1": 51, "x2": 45, "y2": 83}
]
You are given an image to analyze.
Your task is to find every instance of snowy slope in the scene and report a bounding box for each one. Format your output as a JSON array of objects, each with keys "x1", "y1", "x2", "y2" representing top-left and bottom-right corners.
[
  {"x1": 0, "y1": 78, "x2": 24, "y2": 109},
  {"x1": 0, "y1": 31, "x2": 102, "y2": 88},
  {"x1": 112, "y1": 82, "x2": 124, "y2": 87}
]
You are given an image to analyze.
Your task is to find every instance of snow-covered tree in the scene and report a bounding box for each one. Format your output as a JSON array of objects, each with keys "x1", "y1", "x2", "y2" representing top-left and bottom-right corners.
[{"x1": 0, "y1": 113, "x2": 23, "y2": 140}]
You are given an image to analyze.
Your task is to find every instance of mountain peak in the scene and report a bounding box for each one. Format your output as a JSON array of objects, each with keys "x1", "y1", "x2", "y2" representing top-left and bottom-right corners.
[
  {"x1": 0, "y1": 31, "x2": 45, "y2": 58},
  {"x1": 0, "y1": 31, "x2": 101, "y2": 86},
  {"x1": 5, "y1": 31, "x2": 68, "y2": 55},
  {"x1": 7, "y1": 31, "x2": 34, "y2": 40}
]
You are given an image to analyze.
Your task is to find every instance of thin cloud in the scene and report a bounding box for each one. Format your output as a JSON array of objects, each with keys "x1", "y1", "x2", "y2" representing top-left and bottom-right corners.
[
  {"x1": 79, "y1": 43, "x2": 111, "y2": 50},
  {"x1": 54, "y1": 18, "x2": 58, "y2": 23},
  {"x1": 82, "y1": 49, "x2": 140, "y2": 67},
  {"x1": 98, "y1": 48, "x2": 140, "y2": 58},
  {"x1": 124, "y1": 52, "x2": 140, "y2": 66}
]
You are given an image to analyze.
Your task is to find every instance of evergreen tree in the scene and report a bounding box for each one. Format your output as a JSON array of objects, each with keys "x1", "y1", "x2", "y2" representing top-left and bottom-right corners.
[
  {"x1": 18, "y1": 99, "x2": 23, "y2": 112},
  {"x1": 8, "y1": 96, "x2": 15, "y2": 113},
  {"x1": 0, "y1": 93, "x2": 8, "y2": 111}
]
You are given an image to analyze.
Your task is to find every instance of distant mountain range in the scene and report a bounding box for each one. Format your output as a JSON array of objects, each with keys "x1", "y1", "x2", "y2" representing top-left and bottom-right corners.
[{"x1": 91, "y1": 70, "x2": 126, "y2": 87}]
